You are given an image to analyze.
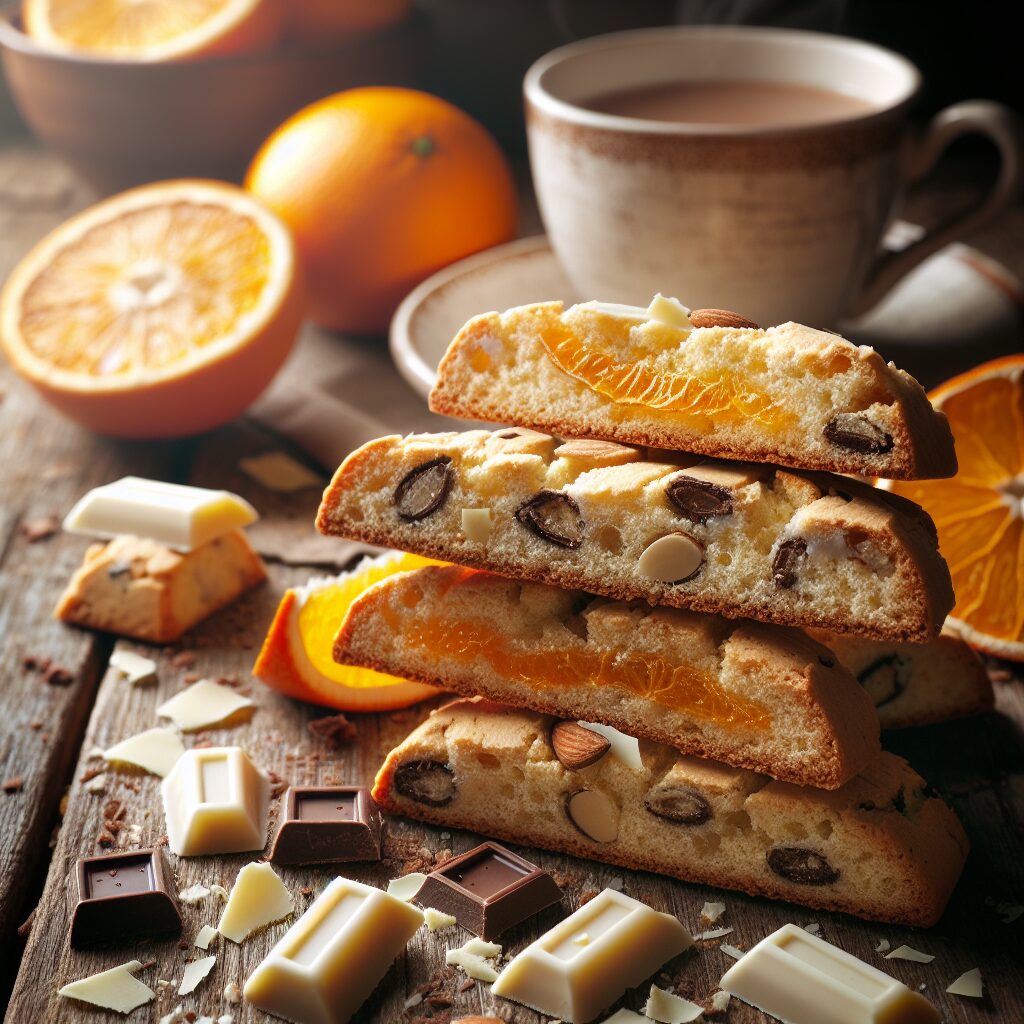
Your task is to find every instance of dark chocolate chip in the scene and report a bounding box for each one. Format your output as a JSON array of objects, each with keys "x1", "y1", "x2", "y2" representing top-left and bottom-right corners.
[
  {"x1": 892, "y1": 785, "x2": 906, "y2": 814},
  {"x1": 666, "y1": 476, "x2": 733, "y2": 524},
  {"x1": 767, "y1": 847, "x2": 840, "y2": 885},
  {"x1": 394, "y1": 457, "x2": 454, "y2": 522},
  {"x1": 644, "y1": 785, "x2": 712, "y2": 826},
  {"x1": 818, "y1": 654, "x2": 836, "y2": 668},
  {"x1": 393, "y1": 760, "x2": 456, "y2": 807},
  {"x1": 772, "y1": 539, "x2": 807, "y2": 588},
  {"x1": 515, "y1": 490, "x2": 585, "y2": 549},
  {"x1": 857, "y1": 654, "x2": 910, "y2": 708},
  {"x1": 824, "y1": 414, "x2": 894, "y2": 455}
]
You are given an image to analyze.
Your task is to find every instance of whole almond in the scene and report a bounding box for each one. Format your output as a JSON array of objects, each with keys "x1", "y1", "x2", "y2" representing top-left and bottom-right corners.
[
  {"x1": 551, "y1": 721, "x2": 611, "y2": 770},
  {"x1": 689, "y1": 308, "x2": 759, "y2": 330}
]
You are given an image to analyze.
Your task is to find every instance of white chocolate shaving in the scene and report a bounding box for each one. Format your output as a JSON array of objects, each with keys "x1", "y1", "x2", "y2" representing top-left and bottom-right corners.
[
  {"x1": 109, "y1": 650, "x2": 157, "y2": 685},
  {"x1": 194, "y1": 925, "x2": 218, "y2": 949},
  {"x1": 386, "y1": 872, "x2": 427, "y2": 902},
  {"x1": 58, "y1": 960, "x2": 155, "y2": 1014},
  {"x1": 875, "y1": 939, "x2": 891, "y2": 953},
  {"x1": 721, "y1": 944, "x2": 745, "y2": 960},
  {"x1": 238, "y1": 452, "x2": 321, "y2": 493},
  {"x1": 946, "y1": 968, "x2": 983, "y2": 998},
  {"x1": 709, "y1": 991, "x2": 731, "y2": 1013},
  {"x1": 700, "y1": 901, "x2": 726, "y2": 924},
  {"x1": 218, "y1": 862, "x2": 293, "y2": 943},
  {"x1": 178, "y1": 955, "x2": 215, "y2": 995},
  {"x1": 694, "y1": 926, "x2": 733, "y2": 940},
  {"x1": 445, "y1": 943, "x2": 500, "y2": 983},
  {"x1": 423, "y1": 908, "x2": 458, "y2": 933},
  {"x1": 157, "y1": 679, "x2": 254, "y2": 732},
  {"x1": 104, "y1": 727, "x2": 184, "y2": 777},
  {"x1": 885, "y1": 944, "x2": 935, "y2": 963},
  {"x1": 645, "y1": 984, "x2": 705, "y2": 1022},
  {"x1": 178, "y1": 884, "x2": 211, "y2": 904}
]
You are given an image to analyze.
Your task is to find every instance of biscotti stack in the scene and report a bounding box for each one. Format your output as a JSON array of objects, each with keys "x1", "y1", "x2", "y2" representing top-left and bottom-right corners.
[{"x1": 317, "y1": 297, "x2": 977, "y2": 926}]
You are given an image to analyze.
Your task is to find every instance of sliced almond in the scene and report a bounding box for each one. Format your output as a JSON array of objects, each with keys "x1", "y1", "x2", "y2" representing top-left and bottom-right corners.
[
  {"x1": 554, "y1": 438, "x2": 642, "y2": 467},
  {"x1": 566, "y1": 790, "x2": 619, "y2": 843},
  {"x1": 487, "y1": 427, "x2": 557, "y2": 458},
  {"x1": 551, "y1": 721, "x2": 611, "y2": 771},
  {"x1": 678, "y1": 461, "x2": 773, "y2": 491},
  {"x1": 689, "y1": 308, "x2": 759, "y2": 330},
  {"x1": 638, "y1": 533, "x2": 704, "y2": 584}
]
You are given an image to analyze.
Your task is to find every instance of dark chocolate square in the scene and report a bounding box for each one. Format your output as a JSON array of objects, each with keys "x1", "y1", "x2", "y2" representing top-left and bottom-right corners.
[
  {"x1": 69, "y1": 848, "x2": 182, "y2": 948},
  {"x1": 414, "y1": 841, "x2": 562, "y2": 940},
  {"x1": 269, "y1": 786, "x2": 383, "y2": 865}
]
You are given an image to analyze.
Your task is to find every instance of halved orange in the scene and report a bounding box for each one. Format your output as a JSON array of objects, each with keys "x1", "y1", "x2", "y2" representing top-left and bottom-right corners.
[
  {"x1": 0, "y1": 179, "x2": 304, "y2": 438},
  {"x1": 23, "y1": 0, "x2": 282, "y2": 61},
  {"x1": 253, "y1": 551, "x2": 443, "y2": 711},
  {"x1": 885, "y1": 355, "x2": 1024, "y2": 660}
]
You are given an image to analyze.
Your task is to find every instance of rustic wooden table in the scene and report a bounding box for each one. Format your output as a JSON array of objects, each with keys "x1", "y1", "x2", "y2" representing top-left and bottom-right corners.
[{"x1": 0, "y1": 140, "x2": 1022, "y2": 1024}]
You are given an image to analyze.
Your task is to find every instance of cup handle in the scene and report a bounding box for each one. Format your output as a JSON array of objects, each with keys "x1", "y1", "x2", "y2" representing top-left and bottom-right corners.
[{"x1": 850, "y1": 100, "x2": 1024, "y2": 316}]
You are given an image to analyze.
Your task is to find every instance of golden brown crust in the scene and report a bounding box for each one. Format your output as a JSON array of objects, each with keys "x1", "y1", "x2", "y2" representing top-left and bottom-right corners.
[
  {"x1": 335, "y1": 565, "x2": 880, "y2": 788},
  {"x1": 373, "y1": 700, "x2": 968, "y2": 927},
  {"x1": 430, "y1": 305, "x2": 956, "y2": 480},
  {"x1": 316, "y1": 430, "x2": 954, "y2": 642}
]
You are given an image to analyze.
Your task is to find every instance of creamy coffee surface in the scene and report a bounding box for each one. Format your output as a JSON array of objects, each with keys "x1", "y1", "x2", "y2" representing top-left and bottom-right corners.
[{"x1": 584, "y1": 79, "x2": 876, "y2": 126}]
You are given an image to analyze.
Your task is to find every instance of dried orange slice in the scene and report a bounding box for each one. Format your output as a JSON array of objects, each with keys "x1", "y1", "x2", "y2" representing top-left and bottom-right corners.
[
  {"x1": 253, "y1": 551, "x2": 443, "y2": 711},
  {"x1": 885, "y1": 355, "x2": 1024, "y2": 660},
  {"x1": 0, "y1": 180, "x2": 303, "y2": 438},
  {"x1": 22, "y1": 0, "x2": 282, "y2": 61},
  {"x1": 540, "y1": 324, "x2": 790, "y2": 429}
]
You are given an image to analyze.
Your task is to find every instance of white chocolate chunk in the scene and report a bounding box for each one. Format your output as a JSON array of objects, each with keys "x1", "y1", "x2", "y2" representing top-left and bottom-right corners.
[
  {"x1": 884, "y1": 945, "x2": 935, "y2": 963},
  {"x1": 647, "y1": 293, "x2": 692, "y2": 329},
  {"x1": 567, "y1": 790, "x2": 620, "y2": 843},
  {"x1": 179, "y1": 884, "x2": 211, "y2": 904},
  {"x1": 178, "y1": 955, "x2": 216, "y2": 995},
  {"x1": 161, "y1": 747, "x2": 269, "y2": 856},
  {"x1": 875, "y1": 939, "x2": 890, "y2": 953},
  {"x1": 645, "y1": 984, "x2": 705, "y2": 1023},
  {"x1": 946, "y1": 968, "x2": 983, "y2": 998},
  {"x1": 445, "y1": 938, "x2": 502, "y2": 983},
  {"x1": 58, "y1": 960, "x2": 155, "y2": 1014},
  {"x1": 461, "y1": 508, "x2": 492, "y2": 543},
  {"x1": 578, "y1": 722, "x2": 642, "y2": 770},
  {"x1": 244, "y1": 876, "x2": 424, "y2": 1024},
  {"x1": 700, "y1": 902, "x2": 726, "y2": 924},
  {"x1": 218, "y1": 862, "x2": 293, "y2": 942},
  {"x1": 721, "y1": 924, "x2": 939, "y2": 1024},
  {"x1": 64, "y1": 476, "x2": 257, "y2": 551},
  {"x1": 423, "y1": 908, "x2": 458, "y2": 933},
  {"x1": 638, "y1": 533, "x2": 704, "y2": 584},
  {"x1": 387, "y1": 873, "x2": 427, "y2": 902},
  {"x1": 157, "y1": 679, "x2": 254, "y2": 732},
  {"x1": 104, "y1": 727, "x2": 184, "y2": 778},
  {"x1": 84, "y1": 773, "x2": 107, "y2": 793},
  {"x1": 709, "y1": 991, "x2": 730, "y2": 1013},
  {"x1": 195, "y1": 925, "x2": 218, "y2": 949},
  {"x1": 109, "y1": 650, "x2": 158, "y2": 685},
  {"x1": 493, "y1": 888, "x2": 692, "y2": 1023},
  {"x1": 239, "y1": 452, "x2": 321, "y2": 493}
]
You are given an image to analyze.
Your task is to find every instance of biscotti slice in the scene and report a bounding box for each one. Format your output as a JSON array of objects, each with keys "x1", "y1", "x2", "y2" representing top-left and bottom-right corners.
[
  {"x1": 374, "y1": 699, "x2": 968, "y2": 927},
  {"x1": 814, "y1": 628, "x2": 994, "y2": 729},
  {"x1": 429, "y1": 299, "x2": 956, "y2": 480},
  {"x1": 55, "y1": 530, "x2": 266, "y2": 643},
  {"x1": 336, "y1": 564, "x2": 880, "y2": 788},
  {"x1": 316, "y1": 428, "x2": 954, "y2": 641}
]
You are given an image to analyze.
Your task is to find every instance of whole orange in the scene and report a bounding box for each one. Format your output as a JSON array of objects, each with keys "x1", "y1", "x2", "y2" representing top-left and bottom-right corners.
[
  {"x1": 245, "y1": 87, "x2": 518, "y2": 334},
  {"x1": 287, "y1": 0, "x2": 411, "y2": 46}
]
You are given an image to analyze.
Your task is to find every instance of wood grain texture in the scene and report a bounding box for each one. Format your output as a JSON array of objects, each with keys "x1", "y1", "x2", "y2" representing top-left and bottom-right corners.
[{"x1": 0, "y1": 138, "x2": 1022, "y2": 1023}]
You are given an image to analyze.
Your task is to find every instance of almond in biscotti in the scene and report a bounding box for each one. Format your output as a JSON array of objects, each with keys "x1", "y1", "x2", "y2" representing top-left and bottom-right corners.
[
  {"x1": 551, "y1": 721, "x2": 610, "y2": 771},
  {"x1": 688, "y1": 308, "x2": 759, "y2": 329}
]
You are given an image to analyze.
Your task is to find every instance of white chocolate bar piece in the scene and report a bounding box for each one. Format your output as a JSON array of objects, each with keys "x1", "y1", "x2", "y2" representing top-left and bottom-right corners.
[
  {"x1": 58, "y1": 960, "x2": 155, "y2": 1014},
  {"x1": 218, "y1": 862, "x2": 294, "y2": 943},
  {"x1": 162, "y1": 747, "x2": 269, "y2": 856},
  {"x1": 104, "y1": 727, "x2": 184, "y2": 778},
  {"x1": 64, "y1": 476, "x2": 257, "y2": 551},
  {"x1": 492, "y1": 888, "x2": 692, "y2": 1023},
  {"x1": 720, "y1": 924, "x2": 939, "y2": 1024},
  {"x1": 244, "y1": 876, "x2": 424, "y2": 1024}
]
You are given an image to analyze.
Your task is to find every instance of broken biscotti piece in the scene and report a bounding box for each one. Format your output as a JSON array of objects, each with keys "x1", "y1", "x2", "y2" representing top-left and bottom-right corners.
[
  {"x1": 316, "y1": 428, "x2": 954, "y2": 641},
  {"x1": 54, "y1": 530, "x2": 266, "y2": 643},
  {"x1": 813, "y1": 627, "x2": 994, "y2": 730},
  {"x1": 335, "y1": 564, "x2": 881, "y2": 788},
  {"x1": 373, "y1": 699, "x2": 968, "y2": 926},
  {"x1": 429, "y1": 300, "x2": 956, "y2": 480}
]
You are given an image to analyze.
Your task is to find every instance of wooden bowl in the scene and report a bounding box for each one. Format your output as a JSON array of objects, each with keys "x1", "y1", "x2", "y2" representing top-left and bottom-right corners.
[{"x1": 0, "y1": 7, "x2": 423, "y2": 195}]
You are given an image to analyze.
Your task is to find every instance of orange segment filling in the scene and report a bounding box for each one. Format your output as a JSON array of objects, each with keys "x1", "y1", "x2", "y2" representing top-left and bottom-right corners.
[
  {"x1": 382, "y1": 585, "x2": 771, "y2": 731},
  {"x1": 19, "y1": 201, "x2": 272, "y2": 378},
  {"x1": 539, "y1": 323, "x2": 792, "y2": 431}
]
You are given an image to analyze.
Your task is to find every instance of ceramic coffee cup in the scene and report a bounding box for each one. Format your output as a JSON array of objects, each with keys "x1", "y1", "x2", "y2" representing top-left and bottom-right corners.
[{"x1": 525, "y1": 26, "x2": 1023, "y2": 327}]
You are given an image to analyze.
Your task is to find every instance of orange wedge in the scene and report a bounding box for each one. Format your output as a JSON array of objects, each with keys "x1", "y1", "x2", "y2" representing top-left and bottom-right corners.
[
  {"x1": 23, "y1": 0, "x2": 282, "y2": 61},
  {"x1": 253, "y1": 551, "x2": 443, "y2": 711},
  {"x1": 885, "y1": 355, "x2": 1024, "y2": 660},
  {"x1": 0, "y1": 180, "x2": 304, "y2": 438}
]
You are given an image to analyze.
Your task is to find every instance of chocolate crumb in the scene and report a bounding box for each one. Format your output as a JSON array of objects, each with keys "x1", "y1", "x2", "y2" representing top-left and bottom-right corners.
[
  {"x1": 140, "y1": 959, "x2": 156, "y2": 970},
  {"x1": 79, "y1": 767, "x2": 104, "y2": 783},
  {"x1": 299, "y1": 886, "x2": 313, "y2": 898},
  {"x1": 171, "y1": 651, "x2": 196, "y2": 669},
  {"x1": 267, "y1": 769, "x2": 288, "y2": 800},
  {"x1": 42, "y1": 664, "x2": 74, "y2": 687},
  {"x1": 22, "y1": 655, "x2": 39, "y2": 671},
  {"x1": 2, "y1": 776, "x2": 24, "y2": 793},
  {"x1": 989, "y1": 668, "x2": 1012, "y2": 683},
  {"x1": 96, "y1": 830, "x2": 115, "y2": 848},
  {"x1": 578, "y1": 888, "x2": 600, "y2": 907},
  {"x1": 178, "y1": 939, "x2": 190, "y2": 950},
  {"x1": 19, "y1": 515, "x2": 59, "y2": 543},
  {"x1": 458, "y1": 978, "x2": 475, "y2": 993},
  {"x1": 16, "y1": 908, "x2": 36, "y2": 938},
  {"x1": 307, "y1": 713, "x2": 357, "y2": 750},
  {"x1": 183, "y1": 672, "x2": 201, "y2": 684},
  {"x1": 29, "y1": 721, "x2": 42, "y2": 731},
  {"x1": 184, "y1": 1012, "x2": 197, "y2": 1023}
]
